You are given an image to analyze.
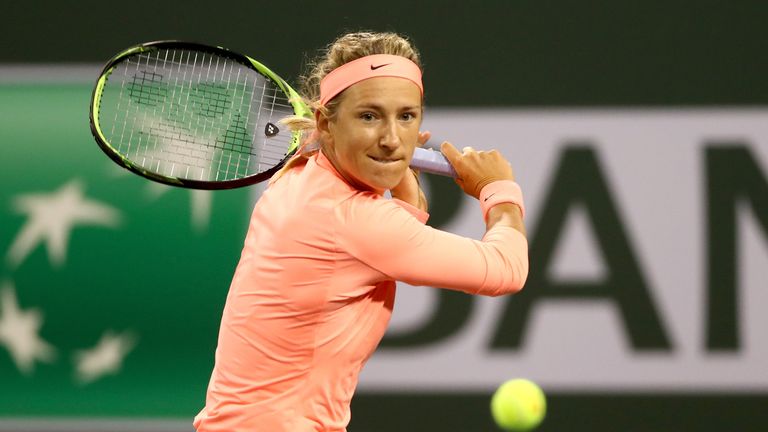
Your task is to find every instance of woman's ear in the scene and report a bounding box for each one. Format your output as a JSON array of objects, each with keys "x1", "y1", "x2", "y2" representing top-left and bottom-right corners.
[{"x1": 315, "y1": 110, "x2": 333, "y2": 146}]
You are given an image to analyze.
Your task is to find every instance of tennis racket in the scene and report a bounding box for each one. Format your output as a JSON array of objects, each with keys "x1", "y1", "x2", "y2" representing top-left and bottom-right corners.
[{"x1": 89, "y1": 40, "x2": 456, "y2": 190}]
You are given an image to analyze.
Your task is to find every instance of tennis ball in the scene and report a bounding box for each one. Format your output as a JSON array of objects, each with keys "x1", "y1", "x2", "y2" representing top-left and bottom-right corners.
[{"x1": 490, "y1": 378, "x2": 546, "y2": 431}]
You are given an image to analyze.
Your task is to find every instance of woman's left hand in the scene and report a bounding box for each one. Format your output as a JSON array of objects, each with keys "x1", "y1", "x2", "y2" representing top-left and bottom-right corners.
[{"x1": 390, "y1": 131, "x2": 431, "y2": 212}]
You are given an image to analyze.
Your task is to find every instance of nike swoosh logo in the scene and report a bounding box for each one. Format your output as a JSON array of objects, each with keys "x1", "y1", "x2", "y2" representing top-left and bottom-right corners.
[
  {"x1": 370, "y1": 63, "x2": 391, "y2": 70},
  {"x1": 484, "y1": 192, "x2": 497, "y2": 202}
]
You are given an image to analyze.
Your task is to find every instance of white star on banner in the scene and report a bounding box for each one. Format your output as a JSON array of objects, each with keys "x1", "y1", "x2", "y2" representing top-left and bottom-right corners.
[
  {"x1": 74, "y1": 330, "x2": 137, "y2": 384},
  {"x1": 190, "y1": 189, "x2": 212, "y2": 233},
  {"x1": 146, "y1": 182, "x2": 212, "y2": 233},
  {"x1": 111, "y1": 164, "x2": 213, "y2": 233},
  {"x1": 0, "y1": 282, "x2": 56, "y2": 375},
  {"x1": 6, "y1": 179, "x2": 122, "y2": 268}
]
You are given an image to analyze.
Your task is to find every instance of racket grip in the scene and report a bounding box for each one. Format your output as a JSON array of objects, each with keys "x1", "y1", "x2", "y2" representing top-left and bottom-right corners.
[{"x1": 410, "y1": 147, "x2": 457, "y2": 178}]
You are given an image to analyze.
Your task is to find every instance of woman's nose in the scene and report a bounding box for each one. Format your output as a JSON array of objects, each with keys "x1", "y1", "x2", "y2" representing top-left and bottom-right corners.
[{"x1": 378, "y1": 121, "x2": 400, "y2": 149}]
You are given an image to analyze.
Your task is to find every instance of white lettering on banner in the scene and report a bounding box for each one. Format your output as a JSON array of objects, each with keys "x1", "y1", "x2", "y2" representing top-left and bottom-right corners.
[{"x1": 358, "y1": 109, "x2": 768, "y2": 392}]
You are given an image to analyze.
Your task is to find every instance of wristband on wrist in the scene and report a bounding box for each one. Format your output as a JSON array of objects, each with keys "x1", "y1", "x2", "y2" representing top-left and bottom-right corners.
[{"x1": 479, "y1": 180, "x2": 525, "y2": 221}]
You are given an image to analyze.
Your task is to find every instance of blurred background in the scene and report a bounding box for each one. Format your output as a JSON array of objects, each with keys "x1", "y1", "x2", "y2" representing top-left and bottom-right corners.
[{"x1": 2, "y1": 1, "x2": 767, "y2": 430}]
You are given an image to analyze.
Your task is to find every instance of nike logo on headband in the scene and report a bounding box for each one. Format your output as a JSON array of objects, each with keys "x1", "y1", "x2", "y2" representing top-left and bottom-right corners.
[{"x1": 370, "y1": 63, "x2": 391, "y2": 70}]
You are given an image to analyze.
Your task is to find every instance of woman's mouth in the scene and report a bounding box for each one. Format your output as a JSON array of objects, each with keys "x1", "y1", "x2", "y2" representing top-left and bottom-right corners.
[{"x1": 369, "y1": 155, "x2": 402, "y2": 164}]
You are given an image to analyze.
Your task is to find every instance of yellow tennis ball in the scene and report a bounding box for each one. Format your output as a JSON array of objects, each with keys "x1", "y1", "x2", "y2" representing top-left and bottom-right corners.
[{"x1": 490, "y1": 378, "x2": 546, "y2": 431}]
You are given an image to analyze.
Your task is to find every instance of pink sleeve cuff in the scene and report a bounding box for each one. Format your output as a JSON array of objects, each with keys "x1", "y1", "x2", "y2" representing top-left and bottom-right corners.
[
  {"x1": 479, "y1": 180, "x2": 525, "y2": 221},
  {"x1": 392, "y1": 198, "x2": 430, "y2": 224}
]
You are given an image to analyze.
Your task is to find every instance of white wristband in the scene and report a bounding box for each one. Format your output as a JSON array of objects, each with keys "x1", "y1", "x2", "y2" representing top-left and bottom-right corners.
[{"x1": 479, "y1": 180, "x2": 525, "y2": 221}]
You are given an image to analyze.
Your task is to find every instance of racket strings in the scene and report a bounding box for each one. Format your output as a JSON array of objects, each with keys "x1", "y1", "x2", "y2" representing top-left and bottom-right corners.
[
  {"x1": 127, "y1": 71, "x2": 167, "y2": 106},
  {"x1": 97, "y1": 47, "x2": 296, "y2": 182}
]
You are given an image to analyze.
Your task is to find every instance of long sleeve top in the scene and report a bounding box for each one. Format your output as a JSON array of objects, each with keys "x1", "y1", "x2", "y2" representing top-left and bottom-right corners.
[{"x1": 194, "y1": 150, "x2": 528, "y2": 432}]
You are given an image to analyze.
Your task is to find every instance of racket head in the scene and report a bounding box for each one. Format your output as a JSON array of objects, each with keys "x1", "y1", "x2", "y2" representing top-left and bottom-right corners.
[{"x1": 89, "y1": 40, "x2": 312, "y2": 189}]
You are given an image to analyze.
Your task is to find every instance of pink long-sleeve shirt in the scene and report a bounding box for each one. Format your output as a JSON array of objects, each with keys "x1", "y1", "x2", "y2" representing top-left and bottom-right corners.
[{"x1": 194, "y1": 151, "x2": 528, "y2": 432}]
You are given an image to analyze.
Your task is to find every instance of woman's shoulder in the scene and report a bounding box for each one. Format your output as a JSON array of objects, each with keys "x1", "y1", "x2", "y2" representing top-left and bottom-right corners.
[
  {"x1": 269, "y1": 156, "x2": 417, "y2": 222},
  {"x1": 337, "y1": 191, "x2": 426, "y2": 227}
]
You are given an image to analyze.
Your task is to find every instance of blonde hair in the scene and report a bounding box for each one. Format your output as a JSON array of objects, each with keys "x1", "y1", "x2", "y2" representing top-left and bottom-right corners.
[{"x1": 274, "y1": 31, "x2": 422, "y2": 180}]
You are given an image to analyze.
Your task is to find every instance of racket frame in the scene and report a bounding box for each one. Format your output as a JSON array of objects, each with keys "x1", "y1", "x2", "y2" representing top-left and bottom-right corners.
[{"x1": 89, "y1": 40, "x2": 312, "y2": 189}]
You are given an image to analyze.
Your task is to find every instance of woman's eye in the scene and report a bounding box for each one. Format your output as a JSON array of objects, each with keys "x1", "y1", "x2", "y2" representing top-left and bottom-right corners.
[
  {"x1": 360, "y1": 113, "x2": 375, "y2": 121},
  {"x1": 401, "y1": 112, "x2": 416, "y2": 121}
]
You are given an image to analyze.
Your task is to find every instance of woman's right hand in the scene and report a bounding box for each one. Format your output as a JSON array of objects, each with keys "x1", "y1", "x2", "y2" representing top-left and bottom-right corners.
[{"x1": 440, "y1": 142, "x2": 516, "y2": 199}]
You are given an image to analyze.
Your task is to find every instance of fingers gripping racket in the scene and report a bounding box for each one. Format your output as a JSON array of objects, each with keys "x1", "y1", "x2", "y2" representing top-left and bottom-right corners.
[{"x1": 89, "y1": 41, "x2": 455, "y2": 190}]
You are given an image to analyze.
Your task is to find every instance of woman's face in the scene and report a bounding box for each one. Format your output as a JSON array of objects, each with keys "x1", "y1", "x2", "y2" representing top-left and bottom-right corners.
[{"x1": 320, "y1": 77, "x2": 422, "y2": 193}]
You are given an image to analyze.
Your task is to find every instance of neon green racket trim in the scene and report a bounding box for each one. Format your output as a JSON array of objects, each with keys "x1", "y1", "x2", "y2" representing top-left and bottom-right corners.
[
  {"x1": 90, "y1": 41, "x2": 310, "y2": 188},
  {"x1": 91, "y1": 43, "x2": 152, "y2": 149},
  {"x1": 245, "y1": 55, "x2": 313, "y2": 154}
]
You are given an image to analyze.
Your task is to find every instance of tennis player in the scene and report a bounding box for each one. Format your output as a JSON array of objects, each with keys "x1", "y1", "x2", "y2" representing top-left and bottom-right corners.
[{"x1": 194, "y1": 31, "x2": 528, "y2": 432}]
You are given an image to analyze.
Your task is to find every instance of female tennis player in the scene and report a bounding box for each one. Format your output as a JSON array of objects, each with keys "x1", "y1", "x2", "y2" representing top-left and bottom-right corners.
[{"x1": 194, "y1": 32, "x2": 528, "y2": 432}]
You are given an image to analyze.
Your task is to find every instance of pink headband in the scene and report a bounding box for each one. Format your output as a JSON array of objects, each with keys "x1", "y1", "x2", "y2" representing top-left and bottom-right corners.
[{"x1": 319, "y1": 54, "x2": 423, "y2": 106}]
